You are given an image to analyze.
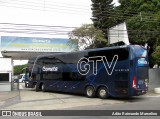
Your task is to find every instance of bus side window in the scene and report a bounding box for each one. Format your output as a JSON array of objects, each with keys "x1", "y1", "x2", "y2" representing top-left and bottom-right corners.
[
  {"x1": 62, "y1": 72, "x2": 71, "y2": 81},
  {"x1": 93, "y1": 50, "x2": 113, "y2": 62},
  {"x1": 62, "y1": 72, "x2": 85, "y2": 81},
  {"x1": 113, "y1": 48, "x2": 129, "y2": 61}
]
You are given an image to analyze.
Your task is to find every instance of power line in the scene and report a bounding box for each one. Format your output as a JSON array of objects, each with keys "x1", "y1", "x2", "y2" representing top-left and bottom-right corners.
[
  {"x1": 0, "y1": 28, "x2": 71, "y2": 33},
  {"x1": 0, "y1": 30, "x2": 69, "y2": 35},
  {"x1": 0, "y1": 0, "x2": 91, "y2": 15},
  {"x1": 92, "y1": 12, "x2": 160, "y2": 22},
  {"x1": 2, "y1": 0, "x2": 90, "y2": 8},
  {"x1": 1, "y1": 0, "x2": 159, "y2": 21},
  {"x1": 0, "y1": 0, "x2": 159, "y2": 22},
  {"x1": 0, "y1": 22, "x2": 159, "y2": 33},
  {"x1": 0, "y1": 22, "x2": 159, "y2": 39},
  {"x1": 0, "y1": 28, "x2": 159, "y2": 36},
  {"x1": 92, "y1": 10, "x2": 160, "y2": 20},
  {"x1": 0, "y1": 4, "x2": 91, "y2": 15},
  {"x1": 0, "y1": 23, "x2": 77, "y2": 29},
  {"x1": 0, "y1": 29, "x2": 159, "y2": 38},
  {"x1": 91, "y1": 2, "x2": 159, "y2": 14}
]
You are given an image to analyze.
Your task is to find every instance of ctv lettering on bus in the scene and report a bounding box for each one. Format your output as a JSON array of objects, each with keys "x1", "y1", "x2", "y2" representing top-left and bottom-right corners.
[{"x1": 77, "y1": 55, "x2": 118, "y2": 75}]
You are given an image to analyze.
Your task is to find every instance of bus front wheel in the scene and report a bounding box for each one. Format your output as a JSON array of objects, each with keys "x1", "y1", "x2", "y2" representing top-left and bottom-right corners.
[
  {"x1": 85, "y1": 86, "x2": 96, "y2": 98},
  {"x1": 98, "y1": 87, "x2": 108, "y2": 99}
]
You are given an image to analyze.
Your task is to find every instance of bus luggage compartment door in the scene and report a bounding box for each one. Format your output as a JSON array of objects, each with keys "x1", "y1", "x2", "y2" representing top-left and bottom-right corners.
[{"x1": 115, "y1": 73, "x2": 129, "y2": 97}]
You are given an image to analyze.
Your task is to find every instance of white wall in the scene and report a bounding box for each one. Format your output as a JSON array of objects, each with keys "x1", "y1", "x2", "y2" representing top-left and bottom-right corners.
[
  {"x1": 0, "y1": 58, "x2": 12, "y2": 91},
  {"x1": 108, "y1": 22, "x2": 129, "y2": 45},
  {"x1": 0, "y1": 36, "x2": 2, "y2": 57},
  {"x1": 0, "y1": 58, "x2": 12, "y2": 72},
  {"x1": 149, "y1": 69, "x2": 160, "y2": 91}
]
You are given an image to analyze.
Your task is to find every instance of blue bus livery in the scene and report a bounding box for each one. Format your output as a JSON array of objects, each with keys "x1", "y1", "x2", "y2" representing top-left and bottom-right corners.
[{"x1": 25, "y1": 45, "x2": 149, "y2": 98}]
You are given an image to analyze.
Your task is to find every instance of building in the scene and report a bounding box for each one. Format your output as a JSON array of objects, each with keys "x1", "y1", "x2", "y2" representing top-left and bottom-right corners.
[
  {"x1": 0, "y1": 36, "x2": 77, "y2": 91},
  {"x1": 0, "y1": 58, "x2": 12, "y2": 91}
]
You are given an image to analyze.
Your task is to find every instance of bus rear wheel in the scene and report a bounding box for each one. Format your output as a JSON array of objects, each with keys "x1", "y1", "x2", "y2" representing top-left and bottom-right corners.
[
  {"x1": 41, "y1": 83, "x2": 46, "y2": 92},
  {"x1": 85, "y1": 86, "x2": 96, "y2": 98},
  {"x1": 35, "y1": 84, "x2": 40, "y2": 92},
  {"x1": 98, "y1": 87, "x2": 108, "y2": 99}
]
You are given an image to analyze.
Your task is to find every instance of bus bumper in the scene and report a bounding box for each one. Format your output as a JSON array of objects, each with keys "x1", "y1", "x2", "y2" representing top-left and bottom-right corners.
[{"x1": 132, "y1": 88, "x2": 148, "y2": 96}]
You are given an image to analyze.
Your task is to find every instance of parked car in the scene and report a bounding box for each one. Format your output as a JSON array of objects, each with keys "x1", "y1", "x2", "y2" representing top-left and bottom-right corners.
[
  {"x1": 19, "y1": 74, "x2": 25, "y2": 82},
  {"x1": 13, "y1": 75, "x2": 19, "y2": 83},
  {"x1": 14, "y1": 74, "x2": 29, "y2": 83}
]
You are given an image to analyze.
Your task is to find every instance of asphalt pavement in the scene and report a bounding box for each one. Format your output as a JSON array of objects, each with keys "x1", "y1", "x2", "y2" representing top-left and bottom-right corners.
[{"x1": 0, "y1": 83, "x2": 160, "y2": 110}]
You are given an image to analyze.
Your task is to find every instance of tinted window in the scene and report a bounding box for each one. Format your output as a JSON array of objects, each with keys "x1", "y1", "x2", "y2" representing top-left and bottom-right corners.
[
  {"x1": 62, "y1": 72, "x2": 85, "y2": 81},
  {"x1": 58, "y1": 53, "x2": 81, "y2": 64},
  {"x1": 0, "y1": 73, "x2": 9, "y2": 82},
  {"x1": 32, "y1": 56, "x2": 62, "y2": 80},
  {"x1": 93, "y1": 48, "x2": 129, "y2": 62},
  {"x1": 113, "y1": 48, "x2": 129, "y2": 61},
  {"x1": 43, "y1": 72, "x2": 62, "y2": 80},
  {"x1": 94, "y1": 49, "x2": 113, "y2": 62}
]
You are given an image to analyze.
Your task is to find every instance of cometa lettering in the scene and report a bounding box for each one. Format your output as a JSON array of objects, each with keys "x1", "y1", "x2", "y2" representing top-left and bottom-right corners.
[
  {"x1": 138, "y1": 59, "x2": 148, "y2": 65},
  {"x1": 42, "y1": 66, "x2": 58, "y2": 72}
]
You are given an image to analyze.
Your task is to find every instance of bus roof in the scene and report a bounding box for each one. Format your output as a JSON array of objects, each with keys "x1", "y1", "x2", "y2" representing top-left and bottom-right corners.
[{"x1": 35, "y1": 45, "x2": 147, "y2": 59}]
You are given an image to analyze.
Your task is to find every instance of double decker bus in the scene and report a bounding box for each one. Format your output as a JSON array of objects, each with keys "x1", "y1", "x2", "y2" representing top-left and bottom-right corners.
[{"x1": 25, "y1": 45, "x2": 149, "y2": 98}]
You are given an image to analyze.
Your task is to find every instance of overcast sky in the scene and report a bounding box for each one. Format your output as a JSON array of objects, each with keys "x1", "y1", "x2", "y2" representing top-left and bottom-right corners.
[
  {"x1": 0, "y1": 0, "x2": 119, "y2": 65},
  {"x1": 0, "y1": 0, "x2": 119, "y2": 27}
]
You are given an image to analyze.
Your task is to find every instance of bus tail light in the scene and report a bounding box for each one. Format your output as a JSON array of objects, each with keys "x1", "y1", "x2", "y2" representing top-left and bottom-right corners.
[{"x1": 132, "y1": 76, "x2": 137, "y2": 89}]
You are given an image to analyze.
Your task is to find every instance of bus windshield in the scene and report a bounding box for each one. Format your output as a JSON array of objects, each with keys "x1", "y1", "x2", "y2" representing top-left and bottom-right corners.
[{"x1": 134, "y1": 45, "x2": 147, "y2": 58}]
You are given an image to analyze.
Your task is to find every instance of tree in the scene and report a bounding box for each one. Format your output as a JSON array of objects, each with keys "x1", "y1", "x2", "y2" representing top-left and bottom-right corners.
[
  {"x1": 91, "y1": 0, "x2": 115, "y2": 38},
  {"x1": 119, "y1": 0, "x2": 160, "y2": 67},
  {"x1": 90, "y1": 0, "x2": 160, "y2": 67},
  {"x1": 152, "y1": 46, "x2": 160, "y2": 66},
  {"x1": 68, "y1": 24, "x2": 107, "y2": 50},
  {"x1": 14, "y1": 64, "x2": 27, "y2": 75}
]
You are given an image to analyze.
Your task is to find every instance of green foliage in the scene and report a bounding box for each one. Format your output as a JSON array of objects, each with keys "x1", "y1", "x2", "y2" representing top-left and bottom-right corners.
[
  {"x1": 152, "y1": 46, "x2": 160, "y2": 65},
  {"x1": 121, "y1": 0, "x2": 160, "y2": 67},
  {"x1": 91, "y1": 0, "x2": 115, "y2": 38},
  {"x1": 68, "y1": 24, "x2": 107, "y2": 50},
  {"x1": 91, "y1": 0, "x2": 160, "y2": 67},
  {"x1": 14, "y1": 64, "x2": 28, "y2": 75}
]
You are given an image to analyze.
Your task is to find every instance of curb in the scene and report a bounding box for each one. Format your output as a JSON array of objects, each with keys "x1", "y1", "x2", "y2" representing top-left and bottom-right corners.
[{"x1": 154, "y1": 88, "x2": 160, "y2": 94}]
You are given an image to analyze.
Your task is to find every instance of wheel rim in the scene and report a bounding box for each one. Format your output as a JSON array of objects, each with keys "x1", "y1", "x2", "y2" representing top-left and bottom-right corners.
[
  {"x1": 87, "y1": 88, "x2": 93, "y2": 96},
  {"x1": 42, "y1": 84, "x2": 44, "y2": 91},
  {"x1": 99, "y1": 89, "x2": 106, "y2": 97}
]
